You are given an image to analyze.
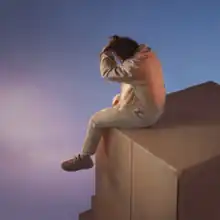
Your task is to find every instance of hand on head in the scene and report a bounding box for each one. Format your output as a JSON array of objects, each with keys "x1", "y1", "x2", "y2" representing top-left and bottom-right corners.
[
  {"x1": 100, "y1": 35, "x2": 139, "y2": 62},
  {"x1": 101, "y1": 35, "x2": 120, "y2": 55}
]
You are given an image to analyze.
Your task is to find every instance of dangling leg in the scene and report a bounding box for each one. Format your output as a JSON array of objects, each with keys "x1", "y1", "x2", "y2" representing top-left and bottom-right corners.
[{"x1": 61, "y1": 107, "x2": 148, "y2": 172}]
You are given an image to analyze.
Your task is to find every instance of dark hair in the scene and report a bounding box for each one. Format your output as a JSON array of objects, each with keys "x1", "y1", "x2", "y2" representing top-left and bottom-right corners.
[{"x1": 107, "y1": 35, "x2": 139, "y2": 61}]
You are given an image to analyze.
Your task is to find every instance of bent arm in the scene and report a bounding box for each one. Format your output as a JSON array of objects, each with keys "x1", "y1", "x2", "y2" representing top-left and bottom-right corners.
[{"x1": 100, "y1": 53, "x2": 139, "y2": 83}]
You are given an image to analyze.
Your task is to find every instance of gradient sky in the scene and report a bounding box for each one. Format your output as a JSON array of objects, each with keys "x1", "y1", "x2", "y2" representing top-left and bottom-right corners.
[{"x1": 0, "y1": 0, "x2": 220, "y2": 219}]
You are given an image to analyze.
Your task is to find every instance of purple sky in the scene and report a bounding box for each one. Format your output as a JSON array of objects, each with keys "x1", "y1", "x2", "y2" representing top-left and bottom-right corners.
[{"x1": 1, "y1": 0, "x2": 220, "y2": 219}]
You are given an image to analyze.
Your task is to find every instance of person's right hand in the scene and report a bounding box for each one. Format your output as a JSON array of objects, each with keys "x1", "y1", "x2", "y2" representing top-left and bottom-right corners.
[{"x1": 112, "y1": 94, "x2": 120, "y2": 107}]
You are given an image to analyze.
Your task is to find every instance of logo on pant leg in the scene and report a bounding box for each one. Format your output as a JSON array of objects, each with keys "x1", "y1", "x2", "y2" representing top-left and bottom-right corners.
[{"x1": 133, "y1": 108, "x2": 144, "y2": 119}]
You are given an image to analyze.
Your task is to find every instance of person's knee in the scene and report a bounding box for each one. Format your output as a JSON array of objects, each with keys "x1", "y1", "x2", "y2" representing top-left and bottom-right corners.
[
  {"x1": 89, "y1": 110, "x2": 107, "y2": 128},
  {"x1": 89, "y1": 112, "x2": 103, "y2": 128},
  {"x1": 88, "y1": 115, "x2": 98, "y2": 129}
]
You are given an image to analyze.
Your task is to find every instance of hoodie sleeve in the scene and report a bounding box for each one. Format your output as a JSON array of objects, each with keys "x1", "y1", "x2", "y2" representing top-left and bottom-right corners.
[{"x1": 100, "y1": 52, "x2": 139, "y2": 83}]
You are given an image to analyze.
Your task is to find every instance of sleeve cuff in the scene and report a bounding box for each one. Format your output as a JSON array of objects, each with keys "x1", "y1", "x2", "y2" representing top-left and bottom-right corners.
[{"x1": 100, "y1": 51, "x2": 115, "y2": 60}]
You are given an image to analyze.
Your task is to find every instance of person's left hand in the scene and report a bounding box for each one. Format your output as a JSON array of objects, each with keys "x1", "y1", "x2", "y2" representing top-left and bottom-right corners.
[{"x1": 100, "y1": 44, "x2": 113, "y2": 57}]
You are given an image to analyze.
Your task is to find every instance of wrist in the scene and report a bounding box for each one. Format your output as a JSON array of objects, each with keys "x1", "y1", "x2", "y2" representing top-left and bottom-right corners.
[{"x1": 100, "y1": 51, "x2": 115, "y2": 60}]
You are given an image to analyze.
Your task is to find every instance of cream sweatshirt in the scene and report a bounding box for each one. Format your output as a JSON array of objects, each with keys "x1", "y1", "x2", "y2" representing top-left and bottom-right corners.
[{"x1": 100, "y1": 44, "x2": 166, "y2": 113}]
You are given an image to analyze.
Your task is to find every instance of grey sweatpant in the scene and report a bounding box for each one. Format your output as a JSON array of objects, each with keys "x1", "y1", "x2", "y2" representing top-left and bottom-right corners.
[{"x1": 82, "y1": 105, "x2": 162, "y2": 155}]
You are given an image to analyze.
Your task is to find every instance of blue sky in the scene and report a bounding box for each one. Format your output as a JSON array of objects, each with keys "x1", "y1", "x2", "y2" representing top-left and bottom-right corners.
[{"x1": 0, "y1": 0, "x2": 220, "y2": 219}]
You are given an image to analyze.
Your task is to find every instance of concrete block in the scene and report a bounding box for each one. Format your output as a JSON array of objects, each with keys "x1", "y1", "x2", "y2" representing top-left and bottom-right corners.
[
  {"x1": 78, "y1": 209, "x2": 93, "y2": 220},
  {"x1": 92, "y1": 81, "x2": 220, "y2": 220},
  {"x1": 94, "y1": 129, "x2": 132, "y2": 220},
  {"x1": 131, "y1": 143, "x2": 177, "y2": 220},
  {"x1": 123, "y1": 81, "x2": 220, "y2": 220}
]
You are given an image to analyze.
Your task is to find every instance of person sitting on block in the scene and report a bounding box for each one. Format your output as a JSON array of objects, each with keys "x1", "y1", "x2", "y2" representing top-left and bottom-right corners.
[{"x1": 61, "y1": 35, "x2": 166, "y2": 172}]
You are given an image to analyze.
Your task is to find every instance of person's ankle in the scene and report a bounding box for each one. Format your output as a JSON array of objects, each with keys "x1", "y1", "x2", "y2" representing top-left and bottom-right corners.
[{"x1": 81, "y1": 153, "x2": 91, "y2": 158}]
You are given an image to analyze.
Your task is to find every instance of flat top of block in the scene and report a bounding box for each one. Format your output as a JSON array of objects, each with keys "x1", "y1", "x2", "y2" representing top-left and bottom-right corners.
[{"x1": 120, "y1": 81, "x2": 220, "y2": 171}]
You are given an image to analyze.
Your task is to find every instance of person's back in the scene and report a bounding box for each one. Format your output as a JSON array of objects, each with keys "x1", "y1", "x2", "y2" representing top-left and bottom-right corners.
[
  {"x1": 114, "y1": 43, "x2": 166, "y2": 121},
  {"x1": 132, "y1": 44, "x2": 166, "y2": 113}
]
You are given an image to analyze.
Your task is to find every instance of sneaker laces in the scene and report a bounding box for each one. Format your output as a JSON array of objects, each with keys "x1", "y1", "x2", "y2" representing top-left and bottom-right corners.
[{"x1": 72, "y1": 154, "x2": 83, "y2": 162}]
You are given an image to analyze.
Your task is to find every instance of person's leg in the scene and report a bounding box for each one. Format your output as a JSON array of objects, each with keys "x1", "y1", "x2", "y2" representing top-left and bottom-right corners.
[
  {"x1": 61, "y1": 106, "x2": 154, "y2": 172},
  {"x1": 82, "y1": 107, "x2": 148, "y2": 155}
]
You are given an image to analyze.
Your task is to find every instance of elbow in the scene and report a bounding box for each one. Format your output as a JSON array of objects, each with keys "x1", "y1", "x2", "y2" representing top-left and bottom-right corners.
[
  {"x1": 100, "y1": 68, "x2": 112, "y2": 79},
  {"x1": 100, "y1": 71, "x2": 108, "y2": 79}
]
